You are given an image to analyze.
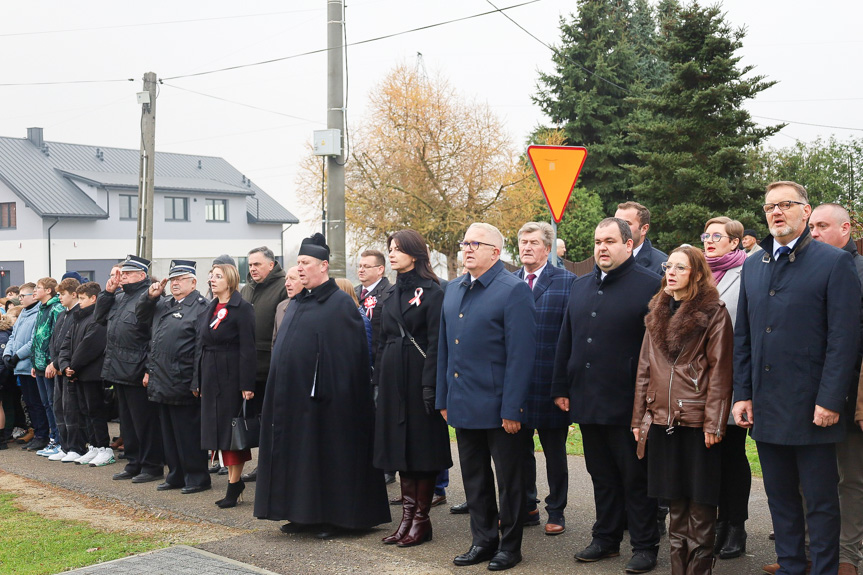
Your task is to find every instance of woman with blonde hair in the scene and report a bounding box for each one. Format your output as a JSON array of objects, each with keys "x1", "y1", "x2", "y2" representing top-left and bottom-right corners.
[{"x1": 632, "y1": 245, "x2": 734, "y2": 574}]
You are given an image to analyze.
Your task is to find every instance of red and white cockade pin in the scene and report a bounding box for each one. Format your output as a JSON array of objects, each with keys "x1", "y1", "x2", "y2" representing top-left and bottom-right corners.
[
  {"x1": 364, "y1": 296, "x2": 377, "y2": 319},
  {"x1": 408, "y1": 287, "x2": 423, "y2": 307},
  {"x1": 210, "y1": 307, "x2": 227, "y2": 329}
]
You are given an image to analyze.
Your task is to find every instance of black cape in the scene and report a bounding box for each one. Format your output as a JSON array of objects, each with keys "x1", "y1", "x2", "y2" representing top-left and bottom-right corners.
[{"x1": 253, "y1": 278, "x2": 391, "y2": 529}]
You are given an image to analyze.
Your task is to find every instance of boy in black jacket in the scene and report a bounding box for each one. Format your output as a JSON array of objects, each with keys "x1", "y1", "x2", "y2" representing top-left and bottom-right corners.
[
  {"x1": 57, "y1": 282, "x2": 112, "y2": 466},
  {"x1": 43, "y1": 277, "x2": 80, "y2": 461}
]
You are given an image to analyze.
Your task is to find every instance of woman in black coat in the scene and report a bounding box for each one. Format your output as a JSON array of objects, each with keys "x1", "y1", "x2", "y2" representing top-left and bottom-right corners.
[
  {"x1": 373, "y1": 229, "x2": 452, "y2": 547},
  {"x1": 193, "y1": 263, "x2": 256, "y2": 508}
]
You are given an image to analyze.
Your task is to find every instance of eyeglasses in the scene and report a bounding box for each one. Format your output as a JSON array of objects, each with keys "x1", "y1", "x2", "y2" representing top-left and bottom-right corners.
[
  {"x1": 700, "y1": 232, "x2": 730, "y2": 243},
  {"x1": 207, "y1": 273, "x2": 224, "y2": 280},
  {"x1": 763, "y1": 200, "x2": 805, "y2": 213},
  {"x1": 459, "y1": 240, "x2": 497, "y2": 251},
  {"x1": 661, "y1": 262, "x2": 691, "y2": 273},
  {"x1": 357, "y1": 264, "x2": 383, "y2": 269},
  {"x1": 19, "y1": 293, "x2": 34, "y2": 297}
]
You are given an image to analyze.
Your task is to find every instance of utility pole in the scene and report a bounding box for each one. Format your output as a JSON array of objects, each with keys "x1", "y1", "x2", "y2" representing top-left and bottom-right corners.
[
  {"x1": 136, "y1": 71, "x2": 157, "y2": 262},
  {"x1": 326, "y1": 0, "x2": 346, "y2": 277}
]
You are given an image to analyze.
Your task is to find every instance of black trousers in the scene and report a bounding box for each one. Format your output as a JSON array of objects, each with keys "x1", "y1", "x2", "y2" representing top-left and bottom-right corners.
[
  {"x1": 757, "y1": 441, "x2": 840, "y2": 575},
  {"x1": 159, "y1": 402, "x2": 210, "y2": 489},
  {"x1": 523, "y1": 426, "x2": 569, "y2": 514},
  {"x1": 52, "y1": 376, "x2": 67, "y2": 448},
  {"x1": 116, "y1": 384, "x2": 164, "y2": 476},
  {"x1": 456, "y1": 427, "x2": 529, "y2": 553},
  {"x1": 78, "y1": 381, "x2": 110, "y2": 449},
  {"x1": 581, "y1": 423, "x2": 660, "y2": 551},
  {"x1": 717, "y1": 424, "x2": 751, "y2": 523},
  {"x1": 62, "y1": 379, "x2": 88, "y2": 454}
]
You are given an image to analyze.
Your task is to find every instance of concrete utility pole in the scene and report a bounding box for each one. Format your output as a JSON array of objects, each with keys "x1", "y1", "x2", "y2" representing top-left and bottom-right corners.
[
  {"x1": 326, "y1": 0, "x2": 346, "y2": 277},
  {"x1": 136, "y1": 71, "x2": 157, "y2": 262}
]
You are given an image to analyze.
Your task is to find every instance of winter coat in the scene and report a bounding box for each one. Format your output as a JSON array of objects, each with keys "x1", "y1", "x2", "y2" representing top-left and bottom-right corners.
[
  {"x1": 137, "y1": 289, "x2": 209, "y2": 406},
  {"x1": 372, "y1": 270, "x2": 451, "y2": 473},
  {"x1": 841, "y1": 237, "x2": 863, "y2": 434},
  {"x1": 94, "y1": 277, "x2": 151, "y2": 386},
  {"x1": 356, "y1": 277, "x2": 391, "y2": 366},
  {"x1": 57, "y1": 303, "x2": 107, "y2": 383},
  {"x1": 551, "y1": 257, "x2": 661, "y2": 426},
  {"x1": 32, "y1": 295, "x2": 64, "y2": 370},
  {"x1": 514, "y1": 264, "x2": 577, "y2": 430},
  {"x1": 634, "y1": 237, "x2": 668, "y2": 277},
  {"x1": 271, "y1": 298, "x2": 291, "y2": 349},
  {"x1": 241, "y1": 262, "x2": 287, "y2": 383},
  {"x1": 48, "y1": 305, "x2": 77, "y2": 371},
  {"x1": 714, "y1": 262, "x2": 742, "y2": 426},
  {"x1": 194, "y1": 290, "x2": 256, "y2": 451},
  {"x1": 734, "y1": 228, "x2": 860, "y2": 445},
  {"x1": 0, "y1": 318, "x2": 14, "y2": 390},
  {"x1": 3, "y1": 302, "x2": 39, "y2": 376},
  {"x1": 632, "y1": 287, "x2": 734, "y2": 458}
]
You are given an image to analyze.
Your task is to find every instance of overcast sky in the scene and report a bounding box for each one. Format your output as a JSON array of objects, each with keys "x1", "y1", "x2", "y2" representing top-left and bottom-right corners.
[{"x1": 3, "y1": 0, "x2": 862, "y2": 245}]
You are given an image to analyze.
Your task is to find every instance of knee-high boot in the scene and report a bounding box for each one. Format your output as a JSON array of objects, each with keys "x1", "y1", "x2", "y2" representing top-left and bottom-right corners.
[
  {"x1": 382, "y1": 476, "x2": 416, "y2": 544},
  {"x1": 398, "y1": 477, "x2": 434, "y2": 547},
  {"x1": 668, "y1": 499, "x2": 689, "y2": 575},
  {"x1": 687, "y1": 501, "x2": 717, "y2": 575}
]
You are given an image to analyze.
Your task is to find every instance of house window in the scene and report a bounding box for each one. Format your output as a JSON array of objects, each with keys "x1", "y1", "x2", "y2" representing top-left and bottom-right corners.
[
  {"x1": 164, "y1": 197, "x2": 188, "y2": 222},
  {"x1": 119, "y1": 194, "x2": 136, "y2": 220},
  {"x1": 0, "y1": 202, "x2": 16, "y2": 229},
  {"x1": 206, "y1": 199, "x2": 228, "y2": 222}
]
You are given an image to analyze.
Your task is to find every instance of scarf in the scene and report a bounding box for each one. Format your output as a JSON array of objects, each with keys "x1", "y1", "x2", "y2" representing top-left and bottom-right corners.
[{"x1": 707, "y1": 249, "x2": 746, "y2": 284}]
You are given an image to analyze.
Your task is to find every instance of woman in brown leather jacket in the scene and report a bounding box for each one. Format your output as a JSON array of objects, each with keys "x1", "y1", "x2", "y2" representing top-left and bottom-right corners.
[{"x1": 631, "y1": 245, "x2": 734, "y2": 575}]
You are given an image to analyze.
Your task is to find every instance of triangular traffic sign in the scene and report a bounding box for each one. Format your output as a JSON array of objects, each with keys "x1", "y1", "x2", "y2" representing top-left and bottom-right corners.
[{"x1": 527, "y1": 145, "x2": 588, "y2": 223}]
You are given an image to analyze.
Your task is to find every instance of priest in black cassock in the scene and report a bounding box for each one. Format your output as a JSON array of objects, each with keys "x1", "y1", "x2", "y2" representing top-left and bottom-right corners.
[{"x1": 254, "y1": 233, "x2": 391, "y2": 538}]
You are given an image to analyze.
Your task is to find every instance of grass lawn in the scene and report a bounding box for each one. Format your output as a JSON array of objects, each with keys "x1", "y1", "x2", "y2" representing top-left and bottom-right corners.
[
  {"x1": 450, "y1": 425, "x2": 763, "y2": 477},
  {"x1": 0, "y1": 492, "x2": 163, "y2": 575}
]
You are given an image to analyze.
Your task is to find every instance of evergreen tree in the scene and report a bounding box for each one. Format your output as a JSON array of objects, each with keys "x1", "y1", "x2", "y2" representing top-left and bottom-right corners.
[{"x1": 627, "y1": 1, "x2": 782, "y2": 249}]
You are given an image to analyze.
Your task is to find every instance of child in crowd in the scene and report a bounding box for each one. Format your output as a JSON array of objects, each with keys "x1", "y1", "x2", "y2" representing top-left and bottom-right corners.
[
  {"x1": 42, "y1": 277, "x2": 81, "y2": 461},
  {"x1": 32, "y1": 277, "x2": 65, "y2": 456},
  {"x1": 57, "y1": 282, "x2": 113, "y2": 466},
  {"x1": 0, "y1": 310, "x2": 17, "y2": 448}
]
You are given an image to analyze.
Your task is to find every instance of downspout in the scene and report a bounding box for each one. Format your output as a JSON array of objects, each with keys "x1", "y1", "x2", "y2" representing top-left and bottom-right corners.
[{"x1": 47, "y1": 217, "x2": 60, "y2": 277}]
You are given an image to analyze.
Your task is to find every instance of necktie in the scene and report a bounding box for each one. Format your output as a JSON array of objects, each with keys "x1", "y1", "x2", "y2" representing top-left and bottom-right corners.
[
  {"x1": 527, "y1": 273, "x2": 537, "y2": 290},
  {"x1": 776, "y1": 246, "x2": 791, "y2": 258},
  {"x1": 360, "y1": 288, "x2": 369, "y2": 301}
]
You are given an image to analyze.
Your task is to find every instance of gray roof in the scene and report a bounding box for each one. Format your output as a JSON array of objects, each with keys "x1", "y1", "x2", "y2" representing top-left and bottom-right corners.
[{"x1": 0, "y1": 134, "x2": 298, "y2": 224}]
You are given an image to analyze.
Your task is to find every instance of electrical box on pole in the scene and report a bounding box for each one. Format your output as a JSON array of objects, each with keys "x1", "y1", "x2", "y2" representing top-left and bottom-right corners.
[{"x1": 313, "y1": 129, "x2": 341, "y2": 156}]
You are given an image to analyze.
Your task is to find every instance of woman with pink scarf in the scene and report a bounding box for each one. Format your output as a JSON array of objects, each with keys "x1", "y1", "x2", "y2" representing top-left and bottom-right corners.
[{"x1": 701, "y1": 216, "x2": 749, "y2": 562}]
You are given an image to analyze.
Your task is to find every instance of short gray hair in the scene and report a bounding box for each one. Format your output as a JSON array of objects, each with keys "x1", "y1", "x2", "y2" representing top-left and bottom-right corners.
[
  {"x1": 248, "y1": 246, "x2": 275, "y2": 262},
  {"x1": 467, "y1": 223, "x2": 504, "y2": 250},
  {"x1": 813, "y1": 202, "x2": 851, "y2": 224},
  {"x1": 596, "y1": 217, "x2": 633, "y2": 243},
  {"x1": 517, "y1": 222, "x2": 554, "y2": 249}
]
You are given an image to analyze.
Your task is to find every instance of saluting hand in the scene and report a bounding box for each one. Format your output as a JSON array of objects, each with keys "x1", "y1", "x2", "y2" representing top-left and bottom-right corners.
[{"x1": 149, "y1": 278, "x2": 167, "y2": 299}]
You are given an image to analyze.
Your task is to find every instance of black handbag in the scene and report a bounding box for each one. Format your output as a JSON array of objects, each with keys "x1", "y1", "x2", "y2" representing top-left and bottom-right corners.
[{"x1": 229, "y1": 399, "x2": 261, "y2": 451}]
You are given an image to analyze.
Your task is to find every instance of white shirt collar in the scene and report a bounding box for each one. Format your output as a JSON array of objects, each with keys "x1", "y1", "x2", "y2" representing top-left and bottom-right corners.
[
  {"x1": 523, "y1": 262, "x2": 547, "y2": 287},
  {"x1": 632, "y1": 242, "x2": 644, "y2": 258},
  {"x1": 362, "y1": 278, "x2": 382, "y2": 294},
  {"x1": 773, "y1": 236, "x2": 801, "y2": 259}
]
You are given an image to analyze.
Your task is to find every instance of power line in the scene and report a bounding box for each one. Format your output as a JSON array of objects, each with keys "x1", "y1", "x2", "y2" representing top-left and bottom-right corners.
[
  {"x1": 160, "y1": 82, "x2": 324, "y2": 125},
  {"x1": 752, "y1": 115, "x2": 863, "y2": 133},
  {"x1": 161, "y1": 0, "x2": 541, "y2": 81},
  {"x1": 0, "y1": 78, "x2": 133, "y2": 87},
  {"x1": 0, "y1": 8, "x2": 322, "y2": 38}
]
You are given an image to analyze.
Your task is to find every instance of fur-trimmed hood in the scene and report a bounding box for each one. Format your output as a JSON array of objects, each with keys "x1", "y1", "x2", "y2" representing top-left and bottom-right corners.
[
  {"x1": 644, "y1": 286, "x2": 722, "y2": 361},
  {"x1": 0, "y1": 314, "x2": 14, "y2": 331}
]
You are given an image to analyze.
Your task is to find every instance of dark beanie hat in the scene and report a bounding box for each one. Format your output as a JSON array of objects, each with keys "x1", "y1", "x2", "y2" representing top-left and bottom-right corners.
[
  {"x1": 743, "y1": 229, "x2": 759, "y2": 239},
  {"x1": 298, "y1": 233, "x2": 330, "y2": 261},
  {"x1": 213, "y1": 254, "x2": 236, "y2": 267},
  {"x1": 62, "y1": 271, "x2": 87, "y2": 283}
]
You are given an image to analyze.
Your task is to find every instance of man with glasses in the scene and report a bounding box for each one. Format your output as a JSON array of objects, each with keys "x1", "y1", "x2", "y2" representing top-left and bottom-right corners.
[
  {"x1": 734, "y1": 181, "x2": 860, "y2": 575},
  {"x1": 552, "y1": 218, "x2": 662, "y2": 573},
  {"x1": 437, "y1": 223, "x2": 536, "y2": 571},
  {"x1": 355, "y1": 250, "x2": 390, "y2": 359},
  {"x1": 136, "y1": 260, "x2": 211, "y2": 493},
  {"x1": 4, "y1": 283, "x2": 50, "y2": 451}
]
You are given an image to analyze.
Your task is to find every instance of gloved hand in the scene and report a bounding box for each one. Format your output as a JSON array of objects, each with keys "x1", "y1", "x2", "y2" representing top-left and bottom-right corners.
[
  {"x1": 423, "y1": 386, "x2": 436, "y2": 415},
  {"x1": 2, "y1": 356, "x2": 12, "y2": 370},
  {"x1": 9, "y1": 355, "x2": 20, "y2": 367}
]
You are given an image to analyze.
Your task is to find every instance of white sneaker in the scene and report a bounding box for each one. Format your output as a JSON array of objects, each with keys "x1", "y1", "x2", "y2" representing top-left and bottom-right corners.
[
  {"x1": 75, "y1": 446, "x2": 100, "y2": 465},
  {"x1": 89, "y1": 447, "x2": 116, "y2": 467},
  {"x1": 61, "y1": 450, "x2": 83, "y2": 463},
  {"x1": 48, "y1": 448, "x2": 67, "y2": 461}
]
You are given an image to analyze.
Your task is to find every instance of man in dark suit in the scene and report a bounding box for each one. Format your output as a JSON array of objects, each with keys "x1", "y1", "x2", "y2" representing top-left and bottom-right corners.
[
  {"x1": 437, "y1": 222, "x2": 536, "y2": 571},
  {"x1": 513, "y1": 222, "x2": 576, "y2": 535},
  {"x1": 615, "y1": 201, "x2": 666, "y2": 276},
  {"x1": 734, "y1": 181, "x2": 860, "y2": 575},
  {"x1": 355, "y1": 249, "x2": 391, "y2": 360},
  {"x1": 552, "y1": 218, "x2": 662, "y2": 573}
]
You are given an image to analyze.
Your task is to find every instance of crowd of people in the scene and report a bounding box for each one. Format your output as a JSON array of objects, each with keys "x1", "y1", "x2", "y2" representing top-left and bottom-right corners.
[{"x1": 1, "y1": 179, "x2": 862, "y2": 575}]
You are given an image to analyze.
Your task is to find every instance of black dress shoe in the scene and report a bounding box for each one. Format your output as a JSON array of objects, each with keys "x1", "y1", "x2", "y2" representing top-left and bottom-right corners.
[
  {"x1": 718, "y1": 523, "x2": 747, "y2": 559},
  {"x1": 450, "y1": 501, "x2": 469, "y2": 514},
  {"x1": 575, "y1": 542, "x2": 620, "y2": 562},
  {"x1": 488, "y1": 550, "x2": 522, "y2": 571},
  {"x1": 453, "y1": 545, "x2": 497, "y2": 566},
  {"x1": 156, "y1": 482, "x2": 182, "y2": 491},
  {"x1": 625, "y1": 550, "x2": 658, "y2": 573},
  {"x1": 180, "y1": 484, "x2": 212, "y2": 495},
  {"x1": 280, "y1": 522, "x2": 315, "y2": 534},
  {"x1": 209, "y1": 463, "x2": 221, "y2": 474},
  {"x1": 131, "y1": 472, "x2": 164, "y2": 484},
  {"x1": 241, "y1": 469, "x2": 257, "y2": 482},
  {"x1": 112, "y1": 470, "x2": 136, "y2": 480}
]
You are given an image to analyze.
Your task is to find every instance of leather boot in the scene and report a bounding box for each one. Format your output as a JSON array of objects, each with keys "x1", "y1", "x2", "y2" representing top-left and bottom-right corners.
[
  {"x1": 714, "y1": 520, "x2": 728, "y2": 554},
  {"x1": 216, "y1": 480, "x2": 245, "y2": 508},
  {"x1": 668, "y1": 499, "x2": 689, "y2": 575},
  {"x1": 398, "y1": 477, "x2": 434, "y2": 547},
  {"x1": 382, "y1": 476, "x2": 416, "y2": 544},
  {"x1": 718, "y1": 522, "x2": 746, "y2": 559},
  {"x1": 688, "y1": 500, "x2": 717, "y2": 575}
]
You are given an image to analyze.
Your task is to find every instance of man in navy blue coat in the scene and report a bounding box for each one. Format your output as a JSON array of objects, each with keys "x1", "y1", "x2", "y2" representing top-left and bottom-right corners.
[
  {"x1": 513, "y1": 222, "x2": 576, "y2": 536},
  {"x1": 733, "y1": 181, "x2": 861, "y2": 575},
  {"x1": 552, "y1": 217, "x2": 662, "y2": 573},
  {"x1": 437, "y1": 222, "x2": 536, "y2": 571},
  {"x1": 615, "y1": 201, "x2": 667, "y2": 277}
]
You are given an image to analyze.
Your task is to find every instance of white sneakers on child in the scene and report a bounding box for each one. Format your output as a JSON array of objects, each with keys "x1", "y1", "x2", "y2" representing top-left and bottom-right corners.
[
  {"x1": 48, "y1": 448, "x2": 67, "y2": 461},
  {"x1": 75, "y1": 446, "x2": 100, "y2": 465},
  {"x1": 88, "y1": 447, "x2": 116, "y2": 467},
  {"x1": 61, "y1": 450, "x2": 83, "y2": 463}
]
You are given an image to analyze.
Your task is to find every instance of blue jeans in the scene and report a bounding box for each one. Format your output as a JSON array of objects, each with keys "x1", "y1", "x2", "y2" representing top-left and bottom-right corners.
[
  {"x1": 34, "y1": 374, "x2": 58, "y2": 442},
  {"x1": 18, "y1": 375, "x2": 49, "y2": 439}
]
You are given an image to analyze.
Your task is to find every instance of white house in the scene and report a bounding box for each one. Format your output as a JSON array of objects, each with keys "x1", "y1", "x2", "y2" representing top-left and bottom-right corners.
[{"x1": 0, "y1": 128, "x2": 298, "y2": 289}]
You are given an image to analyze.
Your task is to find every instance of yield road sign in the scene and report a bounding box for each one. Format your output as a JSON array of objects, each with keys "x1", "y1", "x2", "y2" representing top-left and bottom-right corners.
[{"x1": 526, "y1": 145, "x2": 588, "y2": 223}]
